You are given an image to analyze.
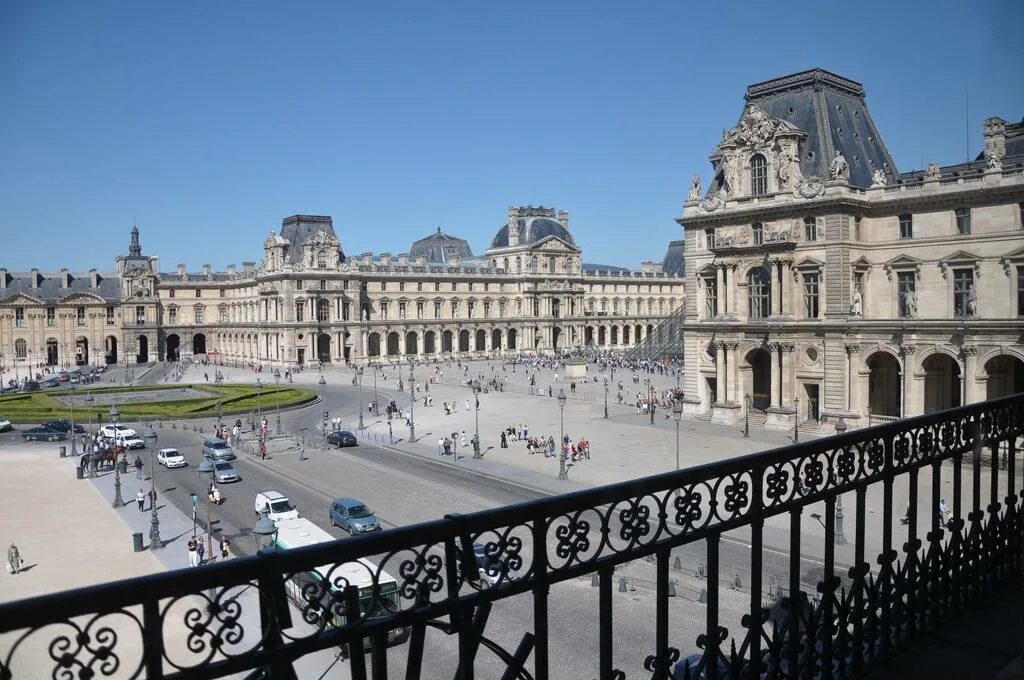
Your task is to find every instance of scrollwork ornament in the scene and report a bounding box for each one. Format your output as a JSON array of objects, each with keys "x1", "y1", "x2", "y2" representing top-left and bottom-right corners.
[
  {"x1": 699, "y1": 191, "x2": 725, "y2": 213},
  {"x1": 794, "y1": 176, "x2": 825, "y2": 199},
  {"x1": 618, "y1": 503, "x2": 651, "y2": 542},
  {"x1": 554, "y1": 517, "x2": 591, "y2": 560}
]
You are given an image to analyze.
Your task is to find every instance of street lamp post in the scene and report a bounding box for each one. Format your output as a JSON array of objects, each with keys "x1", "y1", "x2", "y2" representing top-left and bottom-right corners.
[
  {"x1": 69, "y1": 382, "x2": 78, "y2": 454},
  {"x1": 110, "y1": 405, "x2": 123, "y2": 507},
  {"x1": 84, "y1": 392, "x2": 94, "y2": 442},
  {"x1": 557, "y1": 389, "x2": 568, "y2": 480},
  {"x1": 372, "y1": 364, "x2": 379, "y2": 417},
  {"x1": 471, "y1": 379, "x2": 481, "y2": 458},
  {"x1": 409, "y1": 362, "x2": 415, "y2": 442},
  {"x1": 603, "y1": 377, "x2": 608, "y2": 419},
  {"x1": 318, "y1": 375, "x2": 327, "y2": 433},
  {"x1": 253, "y1": 508, "x2": 278, "y2": 552},
  {"x1": 356, "y1": 367, "x2": 365, "y2": 430},
  {"x1": 743, "y1": 394, "x2": 751, "y2": 439},
  {"x1": 255, "y1": 378, "x2": 263, "y2": 429},
  {"x1": 190, "y1": 493, "x2": 199, "y2": 540},
  {"x1": 673, "y1": 399, "x2": 683, "y2": 480},
  {"x1": 274, "y1": 369, "x2": 282, "y2": 434},
  {"x1": 834, "y1": 417, "x2": 848, "y2": 545},
  {"x1": 143, "y1": 427, "x2": 161, "y2": 549},
  {"x1": 793, "y1": 396, "x2": 800, "y2": 443},
  {"x1": 649, "y1": 380, "x2": 656, "y2": 424}
]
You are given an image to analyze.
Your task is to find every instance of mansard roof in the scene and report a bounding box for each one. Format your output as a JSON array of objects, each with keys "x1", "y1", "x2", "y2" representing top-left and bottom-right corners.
[
  {"x1": 0, "y1": 270, "x2": 121, "y2": 304},
  {"x1": 279, "y1": 215, "x2": 345, "y2": 264}
]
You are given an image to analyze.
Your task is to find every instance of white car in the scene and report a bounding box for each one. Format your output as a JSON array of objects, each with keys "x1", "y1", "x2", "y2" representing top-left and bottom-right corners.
[
  {"x1": 156, "y1": 448, "x2": 187, "y2": 468},
  {"x1": 115, "y1": 435, "x2": 146, "y2": 450},
  {"x1": 0, "y1": 416, "x2": 12, "y2": 432},
  {"x1": 254, "y1": 490, "x2": 299, "y2": 522},
  {"x1": 100, "y1": 424, "x2": 137, "y2": 440}
]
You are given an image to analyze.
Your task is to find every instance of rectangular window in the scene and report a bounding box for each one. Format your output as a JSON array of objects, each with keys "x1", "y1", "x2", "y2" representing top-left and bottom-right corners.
[
  {"x1": 135, "y1": 306, "x2": 145, "y2": 325},
  {"x1": 219, "y1": 289, "x2": 225, "y2": 297},
  {"x1": 804, "y1": 217, "x2": 817, "y2": 242},
  {"x1": 194, "y1": 307, "x2": 204, "y2": 324},
  {"x1": 219, "y1": 307, "x2": 227, "y2": 323},
  {"x1": 748, "y1": 269, "x2": 770, "y2": 319},
  {"x1": 295, "y1": 301, "x2": 305, "y2": 322},
  {"x1": 399, "y1": 282, "x2": 405, "y2": 291},
  {"x1": 468, "y1": 283, "x2": 474, "y2": 292},
  {"x1": 169, "y1": 289, "x2": 175, "y2": 299},
  {"x1": 320, "y1": 280, "x2": 326, "y2": 291},
  {"x1": 483, "y1": 300, "x2": 491, "y2": 317},
  {"x1": 398, "y1": 302, "x2": 406, "y2": 319},
  {"x1": 704, "y1": 276, "x2": 717, "y2": 317},
  {"x1": 467, "y1": 300, "x2": 475, "y2": 318},
  {"x1": 483, "y1": 283, "x2": 489, "y2": 292},
  {"x1": 752, "y1": 223, "x2": 764, "y2": 245},
  {"x1": 76, "y1": 306, "x2": 86, "y2": 325},
  {"x1": 434, "y1": 301, "x2": 441, "y2": 318},
  {"x1": 897, "y1": 271, "x2": 915, "y2": 318},
  {"x1": 803, "y1": 272, "x2": 820, "y2": 318},
  {"x1": 379, "y1": 302, "x2": 388, "y2": 320},
  {"x1": 955, "y1": 207, "x2": 971, "y2": 235},
  {"x1": 1017, "y1": 266, "x2": 1024, "y2": 317},
  {"x1": 953, "y1": 269, "x2": 974, "y2": 317},
  {"x1": 380, "y1": 281, "x2": 386, "y2": 292},
  {"x1": 169, "y1": 307, "x2": 177, "y2": 323},
  {"x1": 435, "y1": 282, "x2": 441, "y2": 292},
  {"x1": 46, "y1": 307, "x2": 55, "y2": 326},
  {"x1": 297, "y1": 280, "x2": 304, "y2": 290},
  {"x1": 106, "y1": 306, "x2": 115, "y2": 324},
  {"x1": 417, "y1": 282, "x2": 423, "y2": 292},
  {"x1": 195, "y1": 289, "x2": 202, "y2": 298},
  {"x1": 416, "y1": 301, "x2": 424, "y2": 319},
  {"x1": 15, "y1": 307, "x2": 24, "y2": 327},
  {"x1": 899, "y1": 214, "x2": 913, "y2": 239},
  {"x1": 705, "y1": 229, "x2": 715, "y2": 249},
  {"x1": 317, "y1": 300, "x2": 329, "y2": 321}
]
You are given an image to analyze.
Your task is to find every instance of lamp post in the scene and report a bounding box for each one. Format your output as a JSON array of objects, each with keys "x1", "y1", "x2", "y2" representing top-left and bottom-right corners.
[
  {"x1": 603, "y1": 377, "x2": 608, "y2": 419},
  {"x1": 197, "y1": 458, "x2": 214, "y2": 550},
  {"x1": 471, "y1": 379, "x2": 481, "y2": 458},
  {"x1": 834, "y1": 416, "x2": 848, "y2": 545},
  {"x1": 743, "y1": 394, "x2": 751, "y2": 439},
  {"x1": 793, "y1": 396, "x2": 800, "y2": 443},
  {"x1": 110, "y1": 405, "x2": 123, "y2": 507},
  {"x1": 273, "y1": 369, "x2": 282, "y2": 434},
  {"x1": 69, "y1": 382, "x2": 78, "y2": 454},
  {"x1": 649, "y1": 380, "x2": 656, "y2": 424},
  {"x1": 143, "y1": 427, "x2": 161, "y2": 549},
  {"x1": 318, "y1": 375, "x2": 327, "y2": 433},
  {"x1": 372, "y1": 364, "x2": 379, "y2": 417},
  {"x1": 673, "y1": 399, "x2": 683, "y2": 480},
  {"x1": 408, "y1": 362, "x2": 415, "y2": 441},
  {"x1": 255, "y1": 378, "x2": 263, "y2": 429},
  {"x1": 253, "y1": 507, "x2": 278, "y2": 552},
  {"x1": 190, "y1": 492, "x2": 199, "y2": 540},
  {"x1": 557, "y1": 388, "x2": 568, "y2": 480},
  {"x1": 84, "y1": 392, "x2": 94, "y2": 442},
  {"x1": 356, "y1": 366, "x2": 365, "y2": 430}
]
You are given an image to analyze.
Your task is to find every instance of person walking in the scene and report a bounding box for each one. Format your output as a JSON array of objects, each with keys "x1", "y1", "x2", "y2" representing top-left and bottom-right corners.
[
  {"x1": 134, "y1": 456, "x2": 143, "y2": 479},
  {"x1": 136, "y1": 489, "x2": 145, "y2": 511},
  {"x1": 187, "y1": 537, "x2": 199, "y2": 567},
  {"x1": 220, "y1": 537, "x2": 231, "y2": 560},
  {"x1": 6, "y1": 543, "x2": 22, "y2": 575}
]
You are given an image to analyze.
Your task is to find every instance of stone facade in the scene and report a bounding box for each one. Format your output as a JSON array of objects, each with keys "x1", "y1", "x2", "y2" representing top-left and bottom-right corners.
[
  {"x1": 679, "y1": 69, "x2": 1024, "y2": 430},
  {"x1": 0, "y1": 207, "x2": 684, "y2": 377}
]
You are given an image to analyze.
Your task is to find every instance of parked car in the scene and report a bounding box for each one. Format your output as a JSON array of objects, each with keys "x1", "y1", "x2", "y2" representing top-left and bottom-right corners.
[
  {"x1": 254, "y1": 490, "x2": 299, "y2": 522},
  {"x1": 329, "y1": 498, "x2": 380, "y2": 534},
  {"x1": 42, "y1": 419, "x2": 86, "y2": 434},
  {"x1": 42, "y1": 378, "x2": 60, "y2": 388},
  {"x1": 22, "y1": 426, "x2": 66, "y2": 442},
  {"x1": 100, "y1": 424, "x2": 137, "y2": 439},
  {"x1": 212, "y1": 460, "x2": 240, "y2": 483},
  {"x1": 21, "y1": 381, "x2": 40, "y2": 392},
  {"x1": 326, "y1": 430, "x2": 358, "y2": 447},
  {"x1": 1, "y1": 386, "x2": 19, "y2": 394},
  {"x1": 115, "y1": 434, "x2": 146, "y2": 449},
  {"x1": 156, "y1": 448, "x2": 187, "y2": 468},
  {"x1": 456, "y1": 542, "x2": 521, "y2": 588},
  {"x1": 57, "y1": 374, "x2": 70, "y2": 383},
  {"x1": 0, "y1": 416, "x2": 12, "y2": 432},
  {"x1": 202, "y1": 438, "x2": 236, "y2": 460}
]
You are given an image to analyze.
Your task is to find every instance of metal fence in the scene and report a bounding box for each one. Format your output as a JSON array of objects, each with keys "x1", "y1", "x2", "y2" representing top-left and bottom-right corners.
[{"x1": 0, "y1": 395, "x2": 1021, "y2": 679}]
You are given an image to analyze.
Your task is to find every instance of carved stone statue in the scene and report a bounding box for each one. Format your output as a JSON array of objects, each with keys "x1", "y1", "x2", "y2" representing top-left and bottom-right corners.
[
  {"x1": 903, "y1": 289, "x2": 917, "y2": 318},
  {"x1": 870, "y1": 168, "x2": 888, "y2": 187},
  {"x1": 986, "y1": 152, "x2": 1003, "y2": 171},
  {"x1": 966, "y1": 284, "x2": 978, "y2": 316},
  {"x1": 361, "y1": 308, "x2": 369, "y2": 322},
  {"x1": 925, "y1": 163, "x2": 941, "y2": 180},
  {"x1": 773, "y1": 146, "x2": 792, "y2": 190},
  {"x1": 851, "y1": 289, "x2": 862, "y2": 317},
  {"x1": 687, "y1": 174, "x2": 702, "y2": 201},
  {"x1": 829, "y1": 150, "x2": 849, "y2": 180}
]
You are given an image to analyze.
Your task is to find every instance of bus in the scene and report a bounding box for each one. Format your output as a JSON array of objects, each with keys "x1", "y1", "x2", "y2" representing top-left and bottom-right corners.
[{"x1": 272, "y1": 517, "x2": 407, "y2": 650}]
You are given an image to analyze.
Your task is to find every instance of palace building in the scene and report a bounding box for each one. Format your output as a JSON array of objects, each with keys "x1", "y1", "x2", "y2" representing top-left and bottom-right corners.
[
  {"x1": 0, "y1": 207, "x2": 684, "y2": 376},
  {"x1": 678, "y1": 68, "x2": 1024, "y2": 430}
]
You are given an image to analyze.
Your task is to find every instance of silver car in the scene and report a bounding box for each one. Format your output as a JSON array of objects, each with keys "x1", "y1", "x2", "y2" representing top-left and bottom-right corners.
[
  {"x1": 212, "y1": 461, "x2": 240, "y2": 483},
  {"x1": 202, "y1": 438, "x2": 236, "y2": 460}
]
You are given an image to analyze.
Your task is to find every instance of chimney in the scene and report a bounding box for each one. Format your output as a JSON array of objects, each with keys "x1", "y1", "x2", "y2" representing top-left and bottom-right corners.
[
  {"x1": 983, "y1": 117, "x2": 1007, "y2": 159},
  {"x1": 397, "y1": 254, "x2": 409, "y2": 267},
  {"x1": 89, "y1": 269, "x2": 99, "y2": 288},
  {"x1": 242, "y1": 261, "x2": 255, "y2": 273},
  {"x1": 379, "y1": 253, "x2": 391, "y2": 266},
  {"x1": 558, "y1": 210, "x2": 569, "y2": 230},
  {"x1": 227, "y1": 264, "x2": 237, "y2": 276},
  {"x1": 362, "y1": 252, "x2": 373, "y2": 266},
  {"x1": 30, "y1": 268, "x2": 39, "y2": 288},
  {"x1": 177, "y1": 263, "x2": 187, "y2": 278},
  {"x1": 507, "y1": 206, "x2": 519, "y2": 247},
  {"x1": 0, "y1": 268, "x2": 7, "y2": 289},
  {"x1": 60, "y1": 268, "x2": 70, "y2": 288},
  {"x1": 202, "y1": 264, "x2": 212, "y2": 278},
  {"x1": 450, "y1": 254, "x2": 461, "y2": 268},
  {"x1": 416, "y1": 255, "x2": 427, "y2": 266}
]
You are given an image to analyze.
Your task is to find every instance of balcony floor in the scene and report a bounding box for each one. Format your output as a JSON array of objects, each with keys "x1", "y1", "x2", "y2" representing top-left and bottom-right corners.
[{"x1": 867, "y1": 578, "x2": 1023, "y2": 680}]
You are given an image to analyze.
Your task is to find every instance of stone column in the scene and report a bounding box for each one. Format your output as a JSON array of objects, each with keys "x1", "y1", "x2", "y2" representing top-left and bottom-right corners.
[
  {"x1": 772, "y1": 261, "x2": 782, "y2": 316},
  {"x1": 780, "y1": 343, "x2": 795, "y2": 406},
  {"x1": 781, "y1": 261, "x2": 793, "y2": 315},
  {"x1": 728, "y1": 265, "x2": 738, "y2": 316},
  {"x1": 961, "y1": 346, "x2": 981, "y2": 404},
  {"x1": 726, "y1": 342, "x2": 739, "y2": 403},
  {"x1": 715, "y1": 343, "x2": 726, "y2": 404},
  {"x1": 844, "y1": 344, "x2": 862, "y2": 412},
  {"x1": 716, "y1": 265, "x2": 725, "y2": 316},
  {"x1": 769, "y1": 343, "x2": 782, "y2": 408}
]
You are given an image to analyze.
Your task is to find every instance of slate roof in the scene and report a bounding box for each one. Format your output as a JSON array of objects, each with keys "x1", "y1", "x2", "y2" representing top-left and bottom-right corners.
[
  {"x1": 0, "y1": 271, "x2": 122, "y2": 303},
  {"x1": 582, "y1": 263, "x2": 631, "y2": 274},
  {"x1": 491, "y1": 217, "x2": 576, "y2": 249},
  {"x1": 409, "y1": 227, "x2": 474, "y2": 264},
  {"x1": 279, "y1": 215, "x2": 345, "y2": 265},
  {"x1": 711, "y1": 69, "x2": 898, "y2": 190},
  {"x1": 661, "y1": 240, "x2": 685, "y2": 277}
]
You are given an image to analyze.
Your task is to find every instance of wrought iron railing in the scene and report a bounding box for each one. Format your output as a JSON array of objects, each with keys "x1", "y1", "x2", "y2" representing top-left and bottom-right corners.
[{"x1": 1, "y1": 395, "x2": 1022, "y2": 679}]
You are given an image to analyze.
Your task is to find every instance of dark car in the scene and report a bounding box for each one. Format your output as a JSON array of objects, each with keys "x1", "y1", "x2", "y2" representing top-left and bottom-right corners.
[
  {"x1": 21, "y1": 381, "x2": 41, "y2": 392},
  {"x1": 22, "y1": 426, "x2": 67, "y2": 442},
  {"x1": 42, "y1": 377, "x2": 60, "y2": 388},
  {"x1": 327, "y1": 430, "x2": 358, "y2": 447},
  {"x1": 42, "y1": 419, "x2": 86, "y2": 434}
]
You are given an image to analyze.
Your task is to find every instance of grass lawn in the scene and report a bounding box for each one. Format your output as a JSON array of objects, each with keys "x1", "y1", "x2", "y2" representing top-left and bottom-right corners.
[{"x1": 0, "y1": 384, "x2": 317, "y2": 423}]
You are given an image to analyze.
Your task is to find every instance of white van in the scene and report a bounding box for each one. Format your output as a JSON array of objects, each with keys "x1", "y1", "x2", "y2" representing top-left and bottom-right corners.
[{"x1": 254, "y1": 490, "x2": 299, "y2": 522}]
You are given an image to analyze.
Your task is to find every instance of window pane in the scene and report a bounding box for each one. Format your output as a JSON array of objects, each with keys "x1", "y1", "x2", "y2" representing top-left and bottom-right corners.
[
  {"x1": 804, "y1": 218, "x2": 816, "y2": 242},
  {"x1": 803, "y1": 273, "x2": 819, "y2": 318},
  {"x1": 897, "y1": 271, "x2": 916, "y2": 317},
  {"x1": 750, "y1": 154, "x2": 768, "y2": 196},
  {"x1": 748, "y1": 267, "x2": 771, "y2": 318},
  {"x1": 899, "y1": 214, "x2": 913, "y2": 239}
]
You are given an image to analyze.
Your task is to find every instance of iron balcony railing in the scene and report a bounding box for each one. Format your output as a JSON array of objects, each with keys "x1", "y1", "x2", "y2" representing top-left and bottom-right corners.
[{"x1": 0, "y1": 395, "x2": 1022, "y2": 679}]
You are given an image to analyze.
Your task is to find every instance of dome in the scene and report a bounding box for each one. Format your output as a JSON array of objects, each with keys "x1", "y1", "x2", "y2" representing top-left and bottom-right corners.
[
  {"x1": 490, "y1": 217, "x2": 576, "y2": 249},
  {"x1": 409, "y1": 227, "x2": 473, "y2": 263}
]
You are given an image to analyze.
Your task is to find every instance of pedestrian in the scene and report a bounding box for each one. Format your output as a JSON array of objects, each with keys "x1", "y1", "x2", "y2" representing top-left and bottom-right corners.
[
  {"x1": 196, "y1": 537, "x2": 205, "y2": 564},
  {"x1": 134, "y1": 456, "x2": 143, "y2": 479},
  {"x1": 187, "y1": 537, "x2": 199, "y2": 567},
  {"x1": 136, "y1": 488, "x2": 145, "y2": 511},
  {"x1": 437, "y1": 438, "x2": 445, "y2": 456},
  {"x1": 465, "y1": 399, "x2": 471, "y2": 412},
  {"x1": 939, "y1": 499, "x2": 950, "y2": 525},
  {"x1": 6, "y1": 543, "x2": 22, "y2": 575},
  {"x1": 220, "y1": 537, "x2": 231, "y2": 560},
  {"x1": 298, "y1": 447, "x2": 305, "y2": 462},
  {"x1": 500, "y1": 431, "x2": 507, "y2": 448}
]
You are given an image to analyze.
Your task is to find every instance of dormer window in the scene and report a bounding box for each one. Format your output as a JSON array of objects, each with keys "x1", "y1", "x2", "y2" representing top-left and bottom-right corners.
[
  {"x1": 317, "y1": 250, "x2": 327, "y2": 268},
  {"x1": 750, "y1": 154, "x2": 768, "y2": 196}
]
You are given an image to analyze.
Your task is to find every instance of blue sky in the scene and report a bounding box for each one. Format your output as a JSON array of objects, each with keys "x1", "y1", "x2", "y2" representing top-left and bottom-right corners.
[{"x1": 1, "y1": 0, "x2": 1021, "y2": 272}]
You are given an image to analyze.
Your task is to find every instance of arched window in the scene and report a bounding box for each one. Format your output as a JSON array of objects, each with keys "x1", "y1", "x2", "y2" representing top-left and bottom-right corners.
[
  {"x1": 14, "y1": 338, "x2": 27, "y2": 359},
  {"x1": 317, "y1": 250, "x2": 327, "y2": 268},
  {"x1": 748, "y1": 267, "x2": 771, "y2": 318},
  {"x1": 750, "y1": 154, "x2": 768, "y2": 196}
]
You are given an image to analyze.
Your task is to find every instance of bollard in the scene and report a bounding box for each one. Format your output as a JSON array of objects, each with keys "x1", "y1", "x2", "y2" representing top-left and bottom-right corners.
[
  {"x1": 591, "y1": 573, "x2": 600, "y2": 587},
  {"x1": 694, "y1": 562, "x2": 706, "y2": 579},
  {"x1": 59, "y1": 445, "x2": 67, "y2": 458},
  {"x1": 172, "y1": 422, "x2": 177, "y2": 429},
  {"x1": 76, "y1": 466, "x2": 84, "y2": 480},
  {"x1": 699, "y1": 587, "x2": 707, "y2": 604},
  {"x1": 667, "y1": 579, "x2": 677, "y2": 598},
  {"x1": 617, "y1": 577, "x2": 627, "y2": 593},
  {"x1": 731, "y1": 573, "x2": 742, "y2": 590},
  {"x1": 673, "y1": 555, "x2": 683, "y2": 571}
]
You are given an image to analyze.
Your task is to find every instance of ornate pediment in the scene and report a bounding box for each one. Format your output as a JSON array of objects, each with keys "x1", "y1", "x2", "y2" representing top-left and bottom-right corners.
[
  {"x1": 884, "y1": 255, "x2": 923, "y2": 280},
  {"x1": 999, "y1": 246, "x2": 1024, "y2": 276},
  {"x1": 264, "y1": 230, "x2": 288, "y2": 249},
  {"x1": 531, "y1": 235, "x2": 580, "y2": 253},
  {"x1": 0, "y1": 293, "x2": 45, "y2": 306},
  {"x1": 61, "y1": 291, "x2": 108, "y2": 304},
  {"x1": 937, "y1": 250, "x2": 981, "y2": 279},
  {"x1": 719, "y1": 105, "x2": 803, "y2": 151},
  {"x1": 304, "y1": 229, "x2": 340, "y2": 249}
]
